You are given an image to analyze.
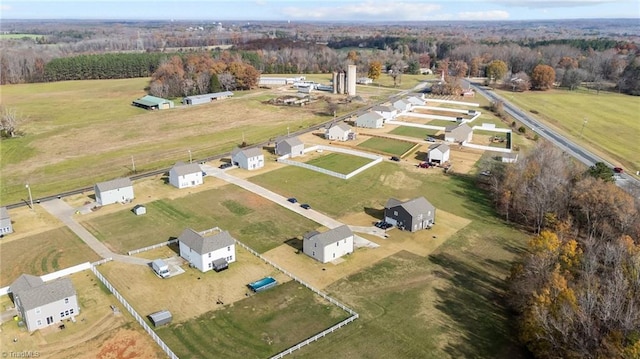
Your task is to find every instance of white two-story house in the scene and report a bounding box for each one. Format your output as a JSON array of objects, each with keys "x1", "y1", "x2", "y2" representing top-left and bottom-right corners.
[{"x1": 178, "y1": 228, "x2": 236, "y2": 272}]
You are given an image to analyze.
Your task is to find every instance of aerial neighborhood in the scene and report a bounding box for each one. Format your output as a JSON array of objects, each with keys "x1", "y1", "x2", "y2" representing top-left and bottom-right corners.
[{"x1": 1, "y1": 11, "x2": 638, "y2": 359}]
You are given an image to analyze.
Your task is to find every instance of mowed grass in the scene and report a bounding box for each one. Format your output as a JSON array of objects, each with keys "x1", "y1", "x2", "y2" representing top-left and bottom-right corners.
[
  {"x1": 81, "y1": 184, "x2": 319, "y2": 254},
  {"x1": 357, "y1": 137, "x2": 417, "y2": 156},
  {"x1": 156, "y1": 280, "x2": 351, "y2": 358},
  {"x1": 390, "y1": 126, "x2": 439, "y2": 139},
  {"x1": 0, "y1": 227, "x2": 100, "y2": 286},
  {"x1": 0, "y1": 78, "x2": 331, "y2": 205},
  {"x1": 305, "y1": 152, "x2": 373, "y2": 174},
  {"x1": 496, "y1": 88, "x2": 640, "y2": 172},
  {"x1": 250, "y1": 163, "x2": 529, "y2": 357},
  {"x1": 425, "y1": 119, "x2": 458, "y2": 127}
]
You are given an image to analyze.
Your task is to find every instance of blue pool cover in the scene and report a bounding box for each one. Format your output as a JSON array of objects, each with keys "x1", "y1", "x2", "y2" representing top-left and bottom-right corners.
[{"x1": 248, "y1": 276, "x2": 277, "y2": 292}]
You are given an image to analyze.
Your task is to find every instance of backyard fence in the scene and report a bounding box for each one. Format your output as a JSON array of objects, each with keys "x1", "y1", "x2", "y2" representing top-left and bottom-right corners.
[
  {"x1": 0, "y1": 262, "x2": 94, "y2": 296},
  {"x1": 234, "y1": 240, "x2": 359, "y2": 358},
  {"x1": 128, "y1": 239, "x2": 178, "y2": 256},
  {"x1": 90, "y1": 265, "x2": 179, "y2": 359}
]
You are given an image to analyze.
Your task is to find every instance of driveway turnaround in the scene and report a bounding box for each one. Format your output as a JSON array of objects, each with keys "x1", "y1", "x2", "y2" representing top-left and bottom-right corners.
[{"x1": 40, "y1": 199, "x2": 148, "y2": 266}]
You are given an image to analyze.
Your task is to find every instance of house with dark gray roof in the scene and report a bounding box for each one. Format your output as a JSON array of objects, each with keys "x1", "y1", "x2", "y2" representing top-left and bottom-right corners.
[
  {"x1": 94, "y1": 177, "x2": 134, "y2": 206},
  {"x1": 384, "y1": 197, "x2": 436, "y2": 232},
  {"x1": 178, "y1": 228, "x2": 236, "y2": 272},
  {"x1": 275, "y1": 136, "x2": 304, "y2": 158},
  {"x1": 231, "y1": 147, "x2": 264, "y2": 170},
  {"x1": 1, "y1": 206, "x2": 13, "y2": 235},
  {"x1": 169, "y1": 162, "x2": 203, "y2": 189},
  {"x1": 303, "y1": 225, "x2": 354, "y2": 263},
  {"x1": 10, "y1": 274, "x2": 79, "y2": 332}
]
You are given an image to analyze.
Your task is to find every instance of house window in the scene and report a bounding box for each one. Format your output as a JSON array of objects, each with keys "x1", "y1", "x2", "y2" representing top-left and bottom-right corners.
[
  {"x1": 37, "y1": 320, "x2": 42, "y2": 326},
  {"x1": 227, "y1": 246, "x2": 231, "y2": 251},
  {"x1": 336, "y1": 242, "x2": 339, "y2": 247},
  {"x1": 65, "y1": 298, "x2": 69, "y2": 304},
  {"x1": 65, "y1": 310, "x2": 69, "y2": 316},
  {"x1": 35, "y1": 308, "x2": 41, "y2": 314},
  {"x1": 70, "y1": 308, "x2": 74, "y2": 314},
  {"x1": 208, "y1": 262, "x2": 212, "y2": 268},
  {"x1": 314, "y1": 243, "x2": 317, "y2": 248},
  {"x1": 312, "y1": 251, "x2": 315, "y2": 256},
  {"x1": 60, "y1": 312, "x2": 65, "y2": 318},
  {"x1": 333, "y1": 253, "x2": 336, "y2": 258},
  {"x1": 208, "y1": 253, "x2": 212, "y2": 258},
  {"x1": 394, "y1": 211, "x2": 398, "y2": 216}
]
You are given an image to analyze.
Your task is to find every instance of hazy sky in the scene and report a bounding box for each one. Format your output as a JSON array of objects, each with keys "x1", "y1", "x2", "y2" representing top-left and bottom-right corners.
[{"x1": 1, "y1": 0, "x2": 639, "y2": 21}]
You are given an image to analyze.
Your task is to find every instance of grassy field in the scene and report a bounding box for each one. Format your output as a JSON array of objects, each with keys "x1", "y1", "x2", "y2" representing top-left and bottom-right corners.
[
  {"x1": 305, "y1": 152, "x2": 373, "y2": 174},
  {"x1": 156, "y1": 280, "x2": 351, "y2": 358},
  {"x1": 0, "y1": 227, "x2": 100, "y2": 286},
  {"x1": 249, "y1": 162, "x2": 530, "y2": 358},
  {"x1": 425, "y1": 119, "x2": 458, "y2": 127},
  {"x1": 496, "y1": 88, "x2": 640, "y2": 173},
  {"x1": 390, "y1": 126, "x2": 439, "y2": 139},
  {"x1": 357, "y1": 137, "x2": 417, "y2": 156},
  {"x1": 0, "y1": 78, "x2": 338, "y2": 205},
  {"x1": 81, "y1": 184, "x2": 319, "y2": 254}
]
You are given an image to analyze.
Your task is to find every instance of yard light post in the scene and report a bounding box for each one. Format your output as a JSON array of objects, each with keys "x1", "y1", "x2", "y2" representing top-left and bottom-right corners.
[
  {"x1": 26, "y1": 183, "x2": 34, "y2": 210},
  {"x1": 580, "y1": 118, "x2": 588, "y2": 138},
  {"x1": 188, "y1": 149, "x2": 192, "y2": 164}
]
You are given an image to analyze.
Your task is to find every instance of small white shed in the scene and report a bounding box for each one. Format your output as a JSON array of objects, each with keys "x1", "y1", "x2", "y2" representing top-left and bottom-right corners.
[{"x1": 132, "y1": 204, "x2": 147, "y2": 215}]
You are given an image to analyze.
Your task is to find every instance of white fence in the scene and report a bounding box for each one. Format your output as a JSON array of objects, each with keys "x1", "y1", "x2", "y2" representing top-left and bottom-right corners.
[
  {"x1": 277, "y1": 158, "x2": 346, "y2": 179},
  {"x1": 128, "y1": 239, "x2": 178, "y2": 255},
  {"x1": 233, "y1": 240, "x2": 359, "y2": 359},
  {"x1": 277, "y1": 145, "x2": 383, "y2": 180},
  {"x1": 0, "y1": 262, "x2": 93, "y2": 297},
  {"x1": 386, "y1": 120, "x2": 446, "y2": 131},
  {"x1": 463, "y1": 142, "x2": 512, "y2": 153},
  {"x1": 90, "y1": 265, "x2": 179, "y2": 359},
  {"x1": 426, "y1": 98, "x2": 480, "y2": 107}
]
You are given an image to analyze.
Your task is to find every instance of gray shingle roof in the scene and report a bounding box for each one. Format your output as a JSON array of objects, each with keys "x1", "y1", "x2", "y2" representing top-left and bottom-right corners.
[
  {"x1": 372, "y1": 105, "x2": 395, "y2": 112},
  {"x1": 278, "y1": 136, "x2": 303, "y2": 147},
  {"x1": 232, "y1": 147, "x2": 263, "y2": 158},
  {"x1": 10, "y1": 274, "x2": 76, "y2": 311},
  {"x1": 184, "y1": 91, "x2": 233, "y2": 100},
  {"x1": 357, "y1": 112, "x2": 383, "y2": 122},
  {"x1": 96, "y1": 177, "x2": 132, "y2": 192},
  {"x1": 386, "y1": 197, "x2": 435, "y2": 217},
  {"x1": 327, "y1": 122, "x2": 352, "y2": 132},
  {"x1": 178, "y1": 228, "x2": 236, "y2": 255},
  {"x1": 306, "y1": 225, "x2": 353, "y2": 247},
  {"x1": 171, "y1": 162, "x2": 202, "y2": 176},
  {"x1": 431, "y1": 143, "x2": 450, "y2": 152},
  {"x1": 0, "y1": 206, "x2": 9, "y2": 220}
]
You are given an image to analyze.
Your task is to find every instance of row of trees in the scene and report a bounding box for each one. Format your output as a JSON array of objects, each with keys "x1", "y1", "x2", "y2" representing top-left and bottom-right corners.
[
  {"x1": 484, "y1": 143, "x2": 640, "y2": 358},
  {"x1": 148, "y1": 53, "x2": 259, "y2": 98}
]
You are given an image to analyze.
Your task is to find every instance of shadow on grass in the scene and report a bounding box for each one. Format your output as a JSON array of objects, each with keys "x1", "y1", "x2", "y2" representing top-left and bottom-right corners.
[
  {"x1": 283, "y1": 237, "x2": 303, "y2": 252},
  {"x1": 447, "y1": 173, "x2": 497, "y2": 221},
  {"x1": 364, "y1": 206, "x2": 384, "y2": 220},
  {"x1": 429, "y1": 252, "x2": 529, "y2": 358}
]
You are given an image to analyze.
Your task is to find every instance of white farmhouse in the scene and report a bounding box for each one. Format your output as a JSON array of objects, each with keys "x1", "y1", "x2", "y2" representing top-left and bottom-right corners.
[
  {"x1": 94, "y1": 178, "x2": 134, "y2": 206},
  {"x1": 169, "y1": 162, "x2": 203, "y2": 189},
  {"x1": 372, "y1": 105, "x2": 397, "y2": 122},
  {"x1": 275, "y1": 137, "x2": 304, "y2": 158},
  {"x1": 427, "y1": 143, "x2": 450, "y2": 164},
  {"x1": 303, "y1": 225, "x2": 354, "y2": 263},
  {"x1": 355, "y1": 112, "x2": 384, "y2": 129},
  {"x1": 325, "y1": 122, "x2": 354, "y2": 141},
  {"x1": 10, "y1": 274, "x2": 79, "y2": 332},
  {"x1": 231, "y1": 147, "x2": 264, "y2": 170},
  {"x1": 0, "y1": 206, "x2": 13, "y2": 235},
  {"x1": 178, "y1": 228, "x2": 236, "y2": 272}
]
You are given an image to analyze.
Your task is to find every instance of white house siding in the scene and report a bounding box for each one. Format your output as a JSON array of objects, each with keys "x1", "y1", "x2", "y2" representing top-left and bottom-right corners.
[
  {"x1": 320, "y1": 237, "x2": 353, "y2": 263},
  {"x1": 0, "y1": 207, "x2": 12, "y2": 234},
  {"x1": 169, "y1": 171, "x2": 203, "y2": 189},
  {"x1": 95, "y1": 186, "x2": 134, "y2": 206},
  {"x1": 326, "y1": 126, "x2": 352, "y2": 141},
  {"x1": 232, "y1": 149, "x2": 264, "y2": 170},
  {"x1": 22, "y1": 296, "x2": 79, "y2": 332},
  {"x1": 179, "y1": 241, "x2": 235, "y2": 272}
]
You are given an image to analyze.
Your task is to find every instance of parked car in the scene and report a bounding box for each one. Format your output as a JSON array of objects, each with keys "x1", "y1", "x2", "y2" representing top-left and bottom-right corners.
[
  {"x1": 426, "y1": 136, "x2": 436, "y2": 142},
  {"x1": 375, "y1": 221, "x2": 393, "y2": 229},
  {"x1": 287, "y1": 197, "x2": 297, "y2": 203},
  {"x1": 300, "y1": 203, "x2": 311, "y2": 210},
  {"x1": 219, "y1": 162, "x2": 233, "y2": 169},
  {"x1": 613, "y1": 167, "x2": 624, "y2": 173},
  {"x1": 417, "y1": 162, "x2": 430, "y2": 168},
  {"x1": 390, "y1": 156, "x2": 401, "y2": 162}
]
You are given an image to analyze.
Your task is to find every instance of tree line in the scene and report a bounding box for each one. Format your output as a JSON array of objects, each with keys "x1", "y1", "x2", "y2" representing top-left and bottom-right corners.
[{"x1": 483, "y1": 143, "x2": 640, "y2": 358}]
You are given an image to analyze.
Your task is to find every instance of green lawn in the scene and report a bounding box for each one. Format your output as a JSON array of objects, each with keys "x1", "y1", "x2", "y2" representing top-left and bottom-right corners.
[
  {"x1": 357, "y1": 137, "x2": 417, "y2": 156},
  {"x1": 0, "y1": 227, "x2": 101, "y2": 286},
  {"x1": 156, "y1": 280, "x2": 351, "y2": 358},
  {"x1": 496, "y1": 88, "x2": 640, "y2": 173},
  {"x1": 425, "y1": 119, "x2": 457, "y2": 127},
  {"x1": 81, "y1": 185, "x2": 319, "y2": 254},
  {"x1": 250, "y1": 164, "x2": 530, "y2": 358},
  {"x1": 390, "y1": 126, "x2": 439, "y2": 139},
  {"x1": 305, "y1": 153, "x2": 373, "y2": 174}
]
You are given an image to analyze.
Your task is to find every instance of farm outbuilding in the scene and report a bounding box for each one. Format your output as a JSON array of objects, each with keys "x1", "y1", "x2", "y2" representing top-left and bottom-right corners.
[
  {"x1": 0, "y1": 206, "x2": 13, "y2": 235},
  {"x1": 148, "y1": 310, "x2": 172, "y2": 327},
  {"x1": 275, "y1": 136, "x2": 304, "y2": 158},
  {"x1": 132, "y1": 204, "x2": 146, "y2": 215},
  {"x1": 132, "y1": 95, "x2": 174, "y2": 110},
  {"x1": 94, "y1": 177, "x2": 134, "y2": 206},
  {"x1": 183, "y1": 91, "x2": 233, "y2": 105}
]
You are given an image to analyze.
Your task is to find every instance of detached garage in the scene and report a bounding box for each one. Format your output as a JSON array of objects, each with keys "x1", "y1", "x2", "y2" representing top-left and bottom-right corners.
[{"x1": 148, "y1": 310, "x2": 172, "y2": 327}]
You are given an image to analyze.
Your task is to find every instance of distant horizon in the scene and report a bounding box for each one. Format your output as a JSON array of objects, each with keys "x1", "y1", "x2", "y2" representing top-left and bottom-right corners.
[{"x1": 2, "y1": 1, "x2": 639, "y2": 22}]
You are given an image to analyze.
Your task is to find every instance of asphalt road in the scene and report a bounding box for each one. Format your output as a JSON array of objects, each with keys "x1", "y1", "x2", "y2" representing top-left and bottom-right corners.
[{"x1": 463, "y1": 79, "x2": 640, "y2": 196}]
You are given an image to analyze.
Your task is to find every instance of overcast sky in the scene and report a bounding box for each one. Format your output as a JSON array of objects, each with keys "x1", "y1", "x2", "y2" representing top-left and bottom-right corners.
[{"x1": 2, "y1": 0, "x2": 639, "y2": 21}]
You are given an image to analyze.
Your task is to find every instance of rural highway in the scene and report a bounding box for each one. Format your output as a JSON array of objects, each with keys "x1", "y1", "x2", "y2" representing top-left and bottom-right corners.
[{"x1": 463, "y1": 79, "x2": 640, "y2": 196}]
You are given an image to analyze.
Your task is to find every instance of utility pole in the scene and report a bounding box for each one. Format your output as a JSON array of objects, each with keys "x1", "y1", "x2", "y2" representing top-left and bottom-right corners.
[
  {"x1": 188, "y1": 149, "x2": 192, "y2": 163},
  {"x1": 131, "y1": 156, "x2": 136, "y2": 173},
  {"x1": 25, "y1": 183, "x2": 34, "y2": 210},
  {"x1": 580, "y1": 118, "x2": 588, "y2": 138}
]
